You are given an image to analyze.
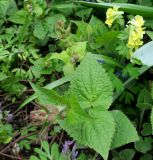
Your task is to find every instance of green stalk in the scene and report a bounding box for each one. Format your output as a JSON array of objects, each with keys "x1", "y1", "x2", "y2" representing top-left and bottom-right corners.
[{"x1": 76, "y1": 1, "x2": 153, "y2": 18}]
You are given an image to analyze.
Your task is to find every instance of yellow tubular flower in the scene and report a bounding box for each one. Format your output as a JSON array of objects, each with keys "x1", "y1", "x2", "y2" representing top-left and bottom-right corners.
[
  {"x1": 105, "y1": 6, "x2": 124, "y2": 27},
  {"x1": 127, "y1": 15, "x2": 145, "y2": 51},
  {"x1": 128, "y1": 15, "x2": 145, "y2": 28},
  {"x1": 135, "y1": 15, "x2": 145, "y2": 26}
]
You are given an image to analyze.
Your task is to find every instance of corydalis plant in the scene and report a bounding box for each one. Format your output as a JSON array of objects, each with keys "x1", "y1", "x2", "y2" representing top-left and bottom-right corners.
[
  {"x1": 105, "y1": 6, "x2": 124, "y2": 27},
  {"x1": 105, "y1": 6, "x2": 145, "y2": 59},
  {"x1": 32, "y1": 54, "x2": 139, "y2": 160},
  {"x1": 126, "y1": 15, "x2": 145, "y2": 52}
]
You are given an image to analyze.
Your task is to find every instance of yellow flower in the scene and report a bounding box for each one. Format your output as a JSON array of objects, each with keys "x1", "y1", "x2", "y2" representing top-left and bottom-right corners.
[
  {"x1": 128, "y1": 15, "x2": 145, "y2": 28},
  {"x1": 127, "y1": 15, "x2": 145, "y2": 51},
  {"x1": 127, "y1": 31, "x2": 143, "y2": 49},
  {"x1": 135, "y1": 15, "x2": 145, "y2": 26},
  {"x1": 136, "y1": 27, "x2": 145, "y2": 38},
  {"x1": 105, "y1": 6, "x2": 124, "y2": 27}
]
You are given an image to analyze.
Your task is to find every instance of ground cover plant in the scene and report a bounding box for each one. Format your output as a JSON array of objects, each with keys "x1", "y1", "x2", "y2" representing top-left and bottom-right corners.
[{"x1": 0, "y1": 0, "x2": 153, "y2": 160}]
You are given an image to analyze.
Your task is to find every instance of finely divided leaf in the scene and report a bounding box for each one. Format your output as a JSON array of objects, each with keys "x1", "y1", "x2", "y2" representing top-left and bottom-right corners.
[
  {"x1": 69, "y1": 54, "x2": 113, "y2": 110},
  {"x1": 60, "y1": 104, "x2": 115, "y2": 160},
  {"x1": 111, "y1": 110, "x2": 139, "y2": 149}
]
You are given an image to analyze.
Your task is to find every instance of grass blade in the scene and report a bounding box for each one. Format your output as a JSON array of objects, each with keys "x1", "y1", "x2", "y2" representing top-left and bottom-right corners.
[
  {"x1": 19, "y1": 76, "x2": 71, "y2": 110},
  {"x1": 76, "y1": 1, "x2": 153, "y2": 18}
]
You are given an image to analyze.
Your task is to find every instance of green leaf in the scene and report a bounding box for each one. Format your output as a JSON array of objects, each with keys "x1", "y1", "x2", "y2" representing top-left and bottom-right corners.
[
  {"x1": 60, "y1": 103, "x2": 115, "y2": 160},
  {"x1": 35, "y1": 148, "x2": 48, "y2": 158},
  {"x1": 141, "y1": 123, "x2": 152, "y2": 136},
  {"x1": 89, "y1": 15, "x2": 108, "y2": 35},
  {"x1": 41, "y1": 141, "x2": 51, "y2": 158},
  {"x1": 0, "y1": 124, "x2": 13, "y2": 144},
  {"x1": 108, "y1": 72, "x2": 124, "y2": 93},
  {"x1": 63, "y1": 63, "x2": 74, "y2": 76},
  {"x1": 46, "y1": 14, "x2": 66, "y2": 26},
  {"x1": 145, "y1": 19, "x2": 153, "y2": 30},
  {"x1": 137, "y1": 88, "x2": 153, "y2": 110},
  {"x1": 6, "y1": 0, "x2": 18, "y2": 16},
  {"x1": 51, "y1": 0, "x2": 76, "y2": 15},
  {"x1": 51, "y1": 143, "x2": 60, "y2": 160},
  {"x1": 50, "y1": 42, "x2": 86, "y2": 76},
  {"x1": 46, "y1": 14, "x2": 66, "y2": 38},
  {"x1": 0, "y1": 77, "x2": 26, "y2": 96},
  {"x1": 8, "y1": 10, "x2": 28, "y2": 24},
  {"x1": 111, "y1": 110, "x2": 139, "y2": 149},
  {"x1": 119, "y1": 149, "x2": 135, "y2": 160},
  {"x1": 135, "y1": 137, "x2": 152, "y2": 153},
  {"x1": 146, "y1": 31, "x2": 153, "y2": 40},
  {"x1": 0, "y1": 73, "x2": 8, "y2": 81},
  {"x1": 51, "y1": 51, "x2": 71, "y2": 64},
  {"x1": 30, "y1": 155, "x2": 40, "y2": 160},
  {"x1": 140, "y1": 153, "x2": 153, "y2": 160},
  {"x1": 31, "y1": 82, "x2": 67, "y2": 109},
  {"x1": 96, "y1": 31, "x2": 120, "y2": 48},
  {"x1": 19, "y1": 76, "x2": 71, "y2": 109},
  {"x1": 93, "y1": 54, "x2": 123, "y2": 68},
  {"x1": 122, "y1": 64, "x2": 139, "y2": 78},
  {"x1": 76, "y1": 8, "x2": 92, "y2": 19},
  {"x1": 131, "y1": 41, "x2": 153, "y2": 67},
  {"x1": 72, "y1": 21, "x2": 93, "y2": 41},
  {"x1": 69, "y1": 54, "x2": 113, "y2": 110},
  {"x1": 67, "y1": 42, "x2": 87, "y2": 61},
  {"x1": 0, "y1": 0, "x2": 17, "y2": 21},
  {"x1": 39, "y1": 155, "x2": 47, "y2": 160},
  {"x1": 113, "y1": 66, "x2": 150, "y2": 102},
  {"x1": 116, "y1": 42, "x2": 130, "y2": 59},
  {"x1": 0, "y1": 50, "x2": 10, "y2": 60},
  {"x1": 33, "y1": 20, "x2": 47, "y2": 39},
  {"x1": 0, "y1": 0, "x2": 10, "y2": 18},
  {"x1": 4, "y1": 136, "x2": 12, "y2": 144}
]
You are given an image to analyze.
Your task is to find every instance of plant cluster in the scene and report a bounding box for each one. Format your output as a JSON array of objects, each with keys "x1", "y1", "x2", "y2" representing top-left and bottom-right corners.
[{"x1": 0, "y1": 0, "x2": 153, "y2": 160}]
